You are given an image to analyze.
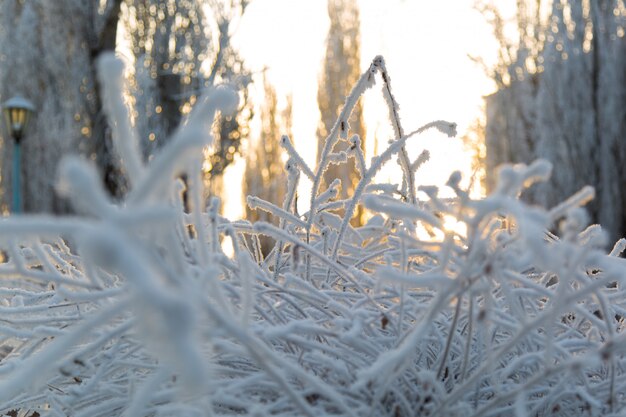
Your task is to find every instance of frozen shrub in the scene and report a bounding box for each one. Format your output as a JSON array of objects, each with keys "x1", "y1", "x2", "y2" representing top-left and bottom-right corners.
[{"x1": 0, "y1": 53, "x2": 624, "y2": 417}]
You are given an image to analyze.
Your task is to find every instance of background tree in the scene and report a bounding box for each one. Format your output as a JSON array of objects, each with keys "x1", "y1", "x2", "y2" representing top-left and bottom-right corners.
[
  {"x1": 461, "y1": 110, "x2": 487, "y2": 195},
  {"x1": 244, "y1": 75, "x2": 292, "y2": 256},
  {"x1": 483, "y1": 0, "x2": 626, "y2": 242},
  {"x1": 316, "y1": 0, "x2": 365, "y2": 225},
  {"x1": 0, "y1": 0, "x2": 250, "y2": 213},
  {"x1": 0, "y1": 0, "x2": 122, "y2": 213},
  {"x1": 119, "y1": 0, "x2": 252, "y2": 200}
]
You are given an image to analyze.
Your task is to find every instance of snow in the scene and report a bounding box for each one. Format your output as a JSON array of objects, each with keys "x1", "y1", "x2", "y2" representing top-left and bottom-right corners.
[
  {"x1": 2, "y1": 97, "x2": 35, "y2": 112},
  {"x1": 0, "y1": 53, "x2": 625, "y2": 417}
]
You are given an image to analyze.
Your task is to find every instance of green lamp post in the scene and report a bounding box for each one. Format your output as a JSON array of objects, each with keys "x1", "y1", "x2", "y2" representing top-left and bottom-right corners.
[{"x1": 3, "y1": 96, "x2": 35, "y2": 214}]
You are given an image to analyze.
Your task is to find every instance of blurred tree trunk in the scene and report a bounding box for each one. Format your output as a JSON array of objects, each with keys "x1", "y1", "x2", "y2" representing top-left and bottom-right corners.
[
  {"x1": 484, "y1": 0, "x2": 626, "y2": 242},
  {"x1": 0, "y1": 0, "x2": 251, "y2": 213},
  {"x1": 317, "y1": 0, "x2": 365, "y2": 226},
  {"x1": 0, "y1": 0, "x2": 122, "y2": 213}
]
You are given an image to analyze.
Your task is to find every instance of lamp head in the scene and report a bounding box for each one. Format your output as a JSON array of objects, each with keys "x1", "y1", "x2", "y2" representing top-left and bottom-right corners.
[{"x1": 3, "y1": 96, "x2": 35, "y2": 144}]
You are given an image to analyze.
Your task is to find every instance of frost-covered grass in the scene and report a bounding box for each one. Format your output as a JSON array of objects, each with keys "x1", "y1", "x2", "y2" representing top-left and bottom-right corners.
[{"x1": 0, "y1": 54, "x2": 625, "y2": 417}]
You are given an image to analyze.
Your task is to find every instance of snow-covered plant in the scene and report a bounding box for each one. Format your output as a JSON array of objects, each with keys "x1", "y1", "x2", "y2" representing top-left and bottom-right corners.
[{"x1": 0, "y1": 53, "x2": 625, "y2": 417}]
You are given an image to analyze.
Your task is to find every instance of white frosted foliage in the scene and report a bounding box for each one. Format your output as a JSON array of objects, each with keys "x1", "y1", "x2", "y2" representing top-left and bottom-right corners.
[{"x1": 0, "y1": 54, "x2": 624, "y2": 417}]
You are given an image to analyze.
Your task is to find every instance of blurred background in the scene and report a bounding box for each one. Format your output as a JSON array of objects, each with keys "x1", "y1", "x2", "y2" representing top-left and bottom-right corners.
[{"x1": 0, "y1": 0, "x2": 624, "y2": 239}]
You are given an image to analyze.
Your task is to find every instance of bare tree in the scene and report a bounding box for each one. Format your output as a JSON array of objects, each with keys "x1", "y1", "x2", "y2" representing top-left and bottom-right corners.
[
  {"x1": 120, "y1": 0, "x2": 252, "y2": 200},
  {"x1": 244, "y1": 75, "x2": 292, "y2": 256},
  {"x1": 317, "y1": 0, "x2": 365, "y2": 225}
]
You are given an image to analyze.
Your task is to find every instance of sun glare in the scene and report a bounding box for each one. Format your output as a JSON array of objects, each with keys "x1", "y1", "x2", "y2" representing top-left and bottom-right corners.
[
  {"x1": 415, "y1": 213, "x2": 468, "y2": 242},
  {"x1": 443, "y1": 214, "x2": 468, "y2": 238}
]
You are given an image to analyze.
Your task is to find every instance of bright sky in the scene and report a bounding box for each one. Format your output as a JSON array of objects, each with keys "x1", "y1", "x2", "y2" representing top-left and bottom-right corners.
[{"x1": 225, "y1": 0, "x2": 505, "y2": 219}]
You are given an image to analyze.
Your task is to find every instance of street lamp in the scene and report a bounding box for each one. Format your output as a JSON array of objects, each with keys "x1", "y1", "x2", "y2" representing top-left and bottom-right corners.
[{"x1": 3, "y1": 96, "x2": 35, "y2": 214}]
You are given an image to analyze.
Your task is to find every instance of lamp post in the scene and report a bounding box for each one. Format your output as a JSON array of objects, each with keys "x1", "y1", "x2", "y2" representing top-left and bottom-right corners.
[{"x1": 2, "y1": 96, "x2": 35, "y2": 214}]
